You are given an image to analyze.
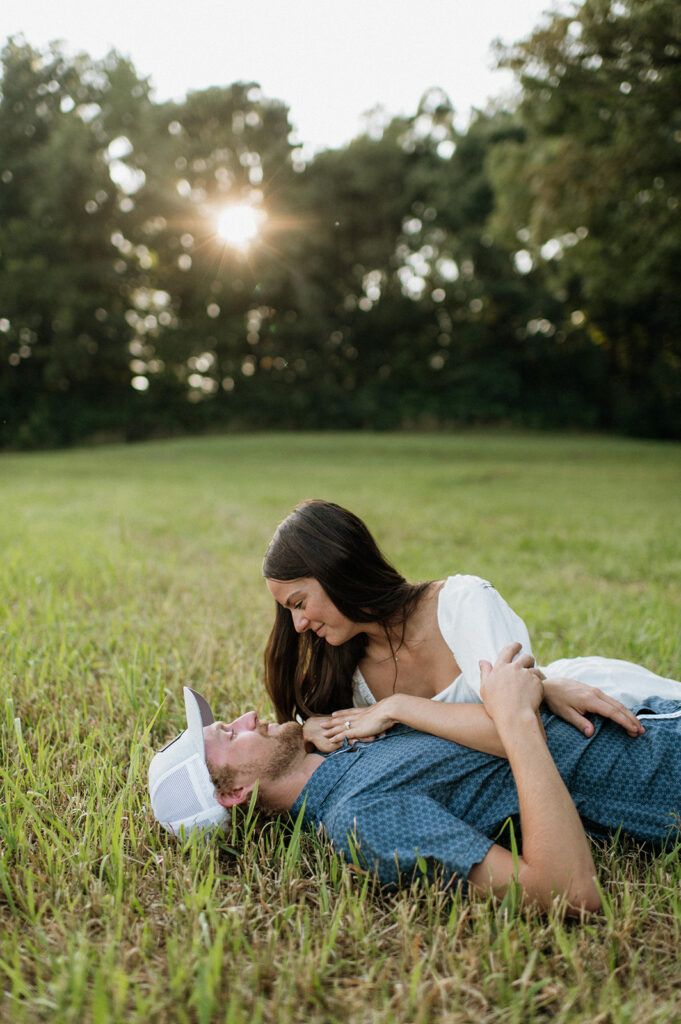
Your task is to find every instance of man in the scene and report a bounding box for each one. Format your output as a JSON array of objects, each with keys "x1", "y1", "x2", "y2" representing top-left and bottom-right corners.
[{"x1": 149, "y1": 645, "x2": 680, "y2": 913}]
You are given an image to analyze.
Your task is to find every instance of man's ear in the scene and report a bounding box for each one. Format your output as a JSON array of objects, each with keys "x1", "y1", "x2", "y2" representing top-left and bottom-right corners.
[{"x1": 215, "y1": 784, "x2": 254, "y2": 808}]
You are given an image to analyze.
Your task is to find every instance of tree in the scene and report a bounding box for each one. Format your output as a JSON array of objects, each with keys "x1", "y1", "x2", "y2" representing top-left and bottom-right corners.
[
  {"x1": 287, "y1": 97, "x2": 594, "y2": 429},
  {"x1": 104, "y1": 80, "x2": 300, "y2": 435},
  {"x1": 0, "y1": 41, "x2": 304, "y2": 442},
  {"x1": 3, "y1": 15, "x2": 678, "y2": 445},
  {"x1": 488, "y1": 0, "x2": 681, "y2": 435},
  {"x1": 0, "y1": 37, "x2": 158, "y2": 445}
]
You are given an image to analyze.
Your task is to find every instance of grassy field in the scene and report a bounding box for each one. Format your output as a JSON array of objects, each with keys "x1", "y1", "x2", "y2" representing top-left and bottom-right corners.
[{"x1": 1, "y1": 431, "x2": 681, "y2": 1023}]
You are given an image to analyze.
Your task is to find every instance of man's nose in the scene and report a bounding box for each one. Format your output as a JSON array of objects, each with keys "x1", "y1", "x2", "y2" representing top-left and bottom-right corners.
[{"x1": 229, "y1": 711, "x2": 257, "y2": 734}]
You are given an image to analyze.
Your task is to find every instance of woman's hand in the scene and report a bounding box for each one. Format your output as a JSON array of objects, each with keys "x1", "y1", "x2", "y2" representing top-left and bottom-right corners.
[
  {"x1": 323, "y1": 699, "x2": 399, "y2": 744},
  {"x1": 542, "y1": 677, "x2": 645, "y2": 738},
  {"x1": 302, "y1": 716, "x2": 346, "y2": 753}
]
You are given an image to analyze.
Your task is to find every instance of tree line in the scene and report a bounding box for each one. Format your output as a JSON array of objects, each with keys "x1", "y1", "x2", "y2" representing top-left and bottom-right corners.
[{"x1": 1, "y1": 0, "x2": 679, "y2": 447}]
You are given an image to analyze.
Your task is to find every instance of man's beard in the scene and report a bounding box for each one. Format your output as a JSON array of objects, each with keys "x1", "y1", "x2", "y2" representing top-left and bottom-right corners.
[
  {"x1": 260, "y1": 721, "x2": 305, "y2": 782},
  {"x1": 253, "y1": 721, "x2": 305, "y2": 814}
]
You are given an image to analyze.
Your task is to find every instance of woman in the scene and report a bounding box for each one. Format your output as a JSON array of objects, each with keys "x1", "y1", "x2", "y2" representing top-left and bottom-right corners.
[{"x1": 263, "y1": 499, "x2": 681, "y2": 750}]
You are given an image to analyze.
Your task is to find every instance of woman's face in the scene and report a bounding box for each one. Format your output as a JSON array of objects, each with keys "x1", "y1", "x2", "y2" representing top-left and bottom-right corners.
[{"x1": 266, "y1": 577, "x2": 359, "y2": 646}]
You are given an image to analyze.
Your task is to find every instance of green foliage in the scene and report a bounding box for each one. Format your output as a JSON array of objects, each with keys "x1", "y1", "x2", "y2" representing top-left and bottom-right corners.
[
  {"x1": 489, "y1": 0, "x2": 681, "y2": 436},
  {"x1": 0, "y1": 39, "x2": 157, "y2": 445},
  {"x1": 1, "y1": 3, "x2": 680, "y2": 446}
]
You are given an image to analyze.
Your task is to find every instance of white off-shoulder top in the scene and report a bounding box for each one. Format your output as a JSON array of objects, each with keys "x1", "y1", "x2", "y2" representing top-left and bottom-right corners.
[
  {"x1": 352, "y1": 575, "x2": 532, "y2": 707},
  {"x1": 351, "y1": 574, "x2": 681, "y2": 710}
]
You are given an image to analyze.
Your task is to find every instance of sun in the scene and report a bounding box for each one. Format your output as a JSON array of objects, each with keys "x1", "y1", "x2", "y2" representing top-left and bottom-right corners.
[{"x1": 216, "y1": 204, "x2": 265, "y2": 249}]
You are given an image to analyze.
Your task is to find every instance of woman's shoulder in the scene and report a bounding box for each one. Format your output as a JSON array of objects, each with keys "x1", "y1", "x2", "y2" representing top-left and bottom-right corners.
[
  {"x1": 420, "y1": 575, "x2": 492, "y2": 605},
  {"x1": 436, "y1": 575, "x2": 499, "y2": 626},
  {"x1": 439, "y1": 574, "x2": 494, "y2": 596}
]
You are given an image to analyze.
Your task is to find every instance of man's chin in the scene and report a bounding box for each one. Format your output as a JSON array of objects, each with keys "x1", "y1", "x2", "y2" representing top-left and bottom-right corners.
[
  {"x1": 238, "y1": 721, "x2": 307, "y2": 816},
  {"x1": 262, "y1": 721, "x2": 306, "y2": 779},
  {"x1": 275, "y1": 720, "x2": 305, "y2": 744}
]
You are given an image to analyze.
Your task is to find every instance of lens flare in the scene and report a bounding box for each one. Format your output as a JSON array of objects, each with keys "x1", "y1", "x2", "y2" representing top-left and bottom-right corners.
[{"x1": 216, "y1": 204, "x2": 264, "y2": 249}]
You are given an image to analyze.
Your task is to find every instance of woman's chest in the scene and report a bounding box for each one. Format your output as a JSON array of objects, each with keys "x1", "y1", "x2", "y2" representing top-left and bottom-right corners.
[{"x1": 358, "y1": 631, "x2": 461, "y2": 701}]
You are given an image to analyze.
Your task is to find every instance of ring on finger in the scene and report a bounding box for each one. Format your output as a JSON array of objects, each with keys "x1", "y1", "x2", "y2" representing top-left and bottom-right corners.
[{"x1": 344, "y1": 720, "x2": 351, "y2": 729}]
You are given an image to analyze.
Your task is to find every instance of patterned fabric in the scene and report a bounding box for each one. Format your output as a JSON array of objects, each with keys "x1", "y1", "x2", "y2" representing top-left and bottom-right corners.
[{"x1": 290, "y1": 698, "x2": 681, "y2": 892}]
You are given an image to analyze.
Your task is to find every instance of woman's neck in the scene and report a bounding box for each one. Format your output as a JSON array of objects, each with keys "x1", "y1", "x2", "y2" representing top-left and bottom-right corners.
[
  {"x1": 361, "y1": 581, "x2": 438, "y2": 662},
  {"x1": 362, "y1": 625, "x2": 405, "y2": 664}
]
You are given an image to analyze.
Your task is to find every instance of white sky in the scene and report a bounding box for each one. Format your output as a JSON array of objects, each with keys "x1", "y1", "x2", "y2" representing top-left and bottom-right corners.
[{"x1": 1, "y1": 0, "x2": 568, "y2": 152}]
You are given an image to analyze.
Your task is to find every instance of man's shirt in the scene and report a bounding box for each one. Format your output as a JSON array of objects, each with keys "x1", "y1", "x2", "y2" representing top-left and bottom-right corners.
[{"x1": 290, "y1": 699, "x2": 681, "y2": 891}]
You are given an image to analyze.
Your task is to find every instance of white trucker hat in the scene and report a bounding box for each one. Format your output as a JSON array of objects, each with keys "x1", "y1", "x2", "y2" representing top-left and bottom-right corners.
[{"x1": 149, "y1": 687, "x2": 227, "y2": 835}]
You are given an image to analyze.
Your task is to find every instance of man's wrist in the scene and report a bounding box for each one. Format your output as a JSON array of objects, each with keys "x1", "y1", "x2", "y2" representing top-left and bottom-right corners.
[{"x1": 490, "y1": 705, "x2": 542, "y2": 744}]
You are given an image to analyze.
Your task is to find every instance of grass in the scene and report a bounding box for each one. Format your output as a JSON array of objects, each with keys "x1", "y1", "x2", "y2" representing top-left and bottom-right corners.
[{"x1": 1, "y1": 430, "x2": 680, "y2": 1023}]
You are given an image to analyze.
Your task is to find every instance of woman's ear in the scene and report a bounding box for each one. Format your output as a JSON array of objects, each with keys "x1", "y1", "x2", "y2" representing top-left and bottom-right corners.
[{"x1": 215, "y1": 784, "x2": 254, "y2": 808}]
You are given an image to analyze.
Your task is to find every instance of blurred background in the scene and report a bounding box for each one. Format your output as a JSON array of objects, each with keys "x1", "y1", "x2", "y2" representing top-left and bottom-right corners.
[{"x1": 1, "y1": 0, "x2": 679, "y2": 448}]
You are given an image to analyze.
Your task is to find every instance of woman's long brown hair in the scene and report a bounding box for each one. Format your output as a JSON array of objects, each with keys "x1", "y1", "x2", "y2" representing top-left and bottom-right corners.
[{"x1": 262, "y1": 500, "x2": 430, "y2": 722}]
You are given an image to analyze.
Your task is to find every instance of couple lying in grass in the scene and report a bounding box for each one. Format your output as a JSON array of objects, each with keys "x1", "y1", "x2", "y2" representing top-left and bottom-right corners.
[{"x1": 149, "y1": 501, "x2": 681, "y2": 913}]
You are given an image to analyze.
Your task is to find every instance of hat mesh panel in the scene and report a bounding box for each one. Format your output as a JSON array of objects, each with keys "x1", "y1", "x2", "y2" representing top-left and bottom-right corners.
[{"x1": 155, "y1": 764, "x2": 202, "y2": 823}]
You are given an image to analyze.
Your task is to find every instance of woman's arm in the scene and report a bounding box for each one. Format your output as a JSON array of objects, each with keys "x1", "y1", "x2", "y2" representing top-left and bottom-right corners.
[
  {"x1": 324, "y1": 692, "x2": 508, "y2": 757},
  {"x1": 437, "y1": 576, "x2": 534, "y2": 698},
  {"x1": 322, "y1": 675, "x2": 644, "y2": 752},
  {"x1": 542, "y1": 677, "x2": 644, "y2": 738}
]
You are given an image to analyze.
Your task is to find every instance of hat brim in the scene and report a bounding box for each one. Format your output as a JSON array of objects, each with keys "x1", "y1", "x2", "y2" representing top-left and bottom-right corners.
[{"x1": 183, "y1": 687, "x2": 215, "y2": 762}]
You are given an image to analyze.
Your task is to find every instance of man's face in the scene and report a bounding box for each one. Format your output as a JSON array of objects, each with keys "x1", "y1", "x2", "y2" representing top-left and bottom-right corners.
[{"x1": 204, "y1": 711, "x2": 304, "y2": 801}]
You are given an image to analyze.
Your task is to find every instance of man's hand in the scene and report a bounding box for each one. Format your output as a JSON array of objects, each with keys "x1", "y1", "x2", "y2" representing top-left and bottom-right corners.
[{"x1": 479, "y1": 643, "x2": 545, "y2": 723}]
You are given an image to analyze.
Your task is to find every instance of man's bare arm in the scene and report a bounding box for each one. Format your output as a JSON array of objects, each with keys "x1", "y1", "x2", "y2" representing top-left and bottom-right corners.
[{"x1": 467, "y1": 645, "x2": 601, "y2": 913}]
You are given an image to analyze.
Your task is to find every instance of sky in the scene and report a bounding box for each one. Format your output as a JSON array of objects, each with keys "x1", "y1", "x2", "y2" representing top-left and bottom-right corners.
[{"x1": 1, "y1": 0, "x2": 568, "y2": 152}]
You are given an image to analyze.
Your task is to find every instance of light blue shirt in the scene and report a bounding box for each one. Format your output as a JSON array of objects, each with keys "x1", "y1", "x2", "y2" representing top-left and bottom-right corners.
[{"x1": 291, "y1": 699, "x2": 681, "y2": 892}]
